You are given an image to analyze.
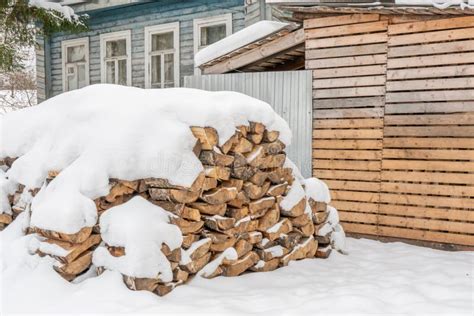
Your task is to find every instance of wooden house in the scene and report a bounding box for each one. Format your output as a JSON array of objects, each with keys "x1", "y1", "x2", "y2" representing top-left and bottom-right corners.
[
  {"x1": 36, "y1": 0, "x2": 281, "y2": 102},
  {"x1": 196, "y1": 1, "x2": 474, "y2": 249}
]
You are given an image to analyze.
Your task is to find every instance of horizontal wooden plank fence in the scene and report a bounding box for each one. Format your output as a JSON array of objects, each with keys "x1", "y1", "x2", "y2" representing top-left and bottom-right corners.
[{"x1": 306, "y1": 14, "x2": 474, "y2": 247}]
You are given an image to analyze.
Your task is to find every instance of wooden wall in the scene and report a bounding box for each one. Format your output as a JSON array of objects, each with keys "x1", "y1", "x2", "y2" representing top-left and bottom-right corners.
[
  {"x1": 305, "y1": 14, "x2": 474, "y2": 247},
  {"x1": 39, "y1": 0, "x2": 245, "y2": 99}
]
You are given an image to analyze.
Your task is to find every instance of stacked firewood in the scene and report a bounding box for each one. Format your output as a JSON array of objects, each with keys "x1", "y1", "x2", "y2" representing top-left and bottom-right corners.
[
  {"x1": 90, "y1": 123, "x2": 323, "y2": 295},
  {"x1": 2, "y1": 122, "x2": 343, "y2": 295},
  {"x1": 0, "y1": 157, "x2": 37, "y2": 230},
  {"x1": 30, "y1": 226, "x2": 102, "y2": 281}
]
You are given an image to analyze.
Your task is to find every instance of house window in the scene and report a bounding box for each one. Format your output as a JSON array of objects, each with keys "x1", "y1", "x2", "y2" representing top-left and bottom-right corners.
[
  {"x1": 144, "y1": 22, "x2": 180, "y2": 88},
  {"x1": 100, "y1": 30, "x2": 131, "y2": 85},
  {"x1": 61, "y1": 37, "x2": 89, "y2": 91},
  {"x1": 193, "y1": 13, "x2": 232, "y2": 73}
]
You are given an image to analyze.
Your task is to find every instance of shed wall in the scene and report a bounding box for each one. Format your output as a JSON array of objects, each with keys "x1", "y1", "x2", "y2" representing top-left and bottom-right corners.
[{"x1": 306, "y1": 14, "x2": 474, "y2": 247}]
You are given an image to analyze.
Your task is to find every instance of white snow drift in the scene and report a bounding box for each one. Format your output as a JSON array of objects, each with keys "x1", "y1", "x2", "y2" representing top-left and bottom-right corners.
[{"x1": 0, "y1": 84, "x2": 291, "y2": 234}]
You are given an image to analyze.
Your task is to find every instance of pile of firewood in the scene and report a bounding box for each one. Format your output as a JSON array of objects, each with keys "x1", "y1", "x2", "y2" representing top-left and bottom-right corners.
[
  {"x1": 1, "y1": 122, "x2": 340, "y2": 296},
  {"x1": 0, "y1": 157, "x2": 35, "y2": 230}
]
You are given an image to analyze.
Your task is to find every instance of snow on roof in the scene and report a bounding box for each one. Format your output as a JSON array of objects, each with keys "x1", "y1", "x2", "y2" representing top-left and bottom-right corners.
[
  {"x1": 194, "y1": 21, "x2": 290, "y2": 67},
  {"x1": 29, "y1": 0, "x2": 80, "y2": 21},
  {"x1": 0, "y1": 84, "x2": 290, "y2": 233}
]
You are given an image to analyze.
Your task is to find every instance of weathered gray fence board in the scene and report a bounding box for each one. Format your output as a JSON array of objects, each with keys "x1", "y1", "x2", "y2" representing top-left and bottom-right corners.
[{"x1": 184, "y1": 71, "x2": 312, "y2": 177}]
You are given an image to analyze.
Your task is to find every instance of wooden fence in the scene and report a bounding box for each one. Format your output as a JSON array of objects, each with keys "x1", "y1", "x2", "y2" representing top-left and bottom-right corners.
[{"x1": 306, "y1": 14, "x2": 474, "y2": 247}]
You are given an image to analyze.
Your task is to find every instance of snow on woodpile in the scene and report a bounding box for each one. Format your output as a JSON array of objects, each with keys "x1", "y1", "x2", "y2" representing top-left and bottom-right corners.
[
  {"x1": 194, "y1": 21, "x2": 290, "y2": 67},
  {"x1": 0, "y1": 84, "x2": 344, "y2": 296}
]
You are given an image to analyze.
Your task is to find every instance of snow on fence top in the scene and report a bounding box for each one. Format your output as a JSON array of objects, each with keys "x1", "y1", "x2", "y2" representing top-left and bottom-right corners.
[
  {"x1": 0, "y1": 84, "x2": 291, "y2": 234},
  {"x1": 194, "y1": 21, "x2": 289, "y2": 67}
]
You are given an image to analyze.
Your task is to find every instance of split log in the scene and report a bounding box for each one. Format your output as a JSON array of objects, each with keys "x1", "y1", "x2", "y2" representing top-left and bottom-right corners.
[
  {"x1": 161, "y1": 244, "x2": 182, "y2": 262},
  {"x1": 315, "y1": 245, "x2": 332, "y2": 259},
  {"x1": 170, "y1": 218, "x2": 204, "y2": 234},
  {"x1": 182, "y1": 234, "x2": 200, "y2": 249},
  {"x1": 280, "y1": 198, "x2": 306, "y2": 217},
  {"x1": 263, "y1": 130, "x2": 279, "y2": 142},
  {"x1": 199, "y1": 151, "x2": 234, "y2": 167},
  {"x1": 250, "y1": 258, "x2": 279, "y2": 272},
  {"x1": 281, "y1": 237, "x2": 318, "y2": 266},
  {"x1": 223, "y1": 251, "x2": 259, "y2": 277},
  {"x1": 106, "y1": 182, "x2": 136, "y2": 202},
  {"x1": 186, "y1": 238, "x2": 212, "y2": 261},
  {"x1": 231, "y1": 166, "x2": 256, "y2": 181},
  {"x1": 32, "y1": 226, "x2": 93, "y2": 244},
  {"x1": 262, "y1": 140, "x2": 285, "y2": 155},
  {"x1": 231, "y1": 137, "x2": 253, "y2": 154},
  {"x1": 108, "y1": 246, "x2": 125, "y2": 257},
  {"x1": 264, "y1": 218, "x2": 293, "y2": 241},
  {"x1": 191, "y1": 127, "x2": 218, "y2": 150},
  {"x1": 243, "y1": 181, "x2": 270, "y2": 200},
  {"x1": 202, "y1": 177, "x2": 218, "y2": 191},
  {"x1": 155, "y1": 281, "x2": 184, "y2": 296},
  {"x1": 205, "y1": 166, "x2": 231, "y2": 181},
  {"x1": 220, "y1": 134, "x2": 239, "y2": 154},
  {"x1": 248, "y1": 171, "x2": 268, "y2": 186},
  {"x1": 255, "y1": 238, "x2": 278, "y2": 250},
  {"x1": 262, "y1": 154, "x2": 286, "y2": 169},
  {"x1": 149, "y1": 188, "x2": 200, "y2": 203},
  {"x1": 123, "y1": 276, "x2": 160, "y2": 292},
  {"x1": 40, "y1": 234, "x2": 101, "y2": 264},
  {"x1": 205, "y1": 216, "x2": 236, "y2": 232},
  {"x1": 295, "y1": 221, "x2": 315, "y2": 238},
  {"x1": 222, "y1": 179, "x2": 244, "y2": 191},
  {"x1": 267, "y1": 168, "x2": 293, "y2": 184},
  {"x1": 313, "y1": 211, "x2": 329, "y2": 225},
  {"x1": 180, "y1": 252, "x2": 211, "y2": 274},
  {"x1": 250, "y1": 122, "x2": 265, "y2": 135},
  {"x1": 290, "y1": 213, "x2": 311, "y2": 228},
  {"x1": 54, "y1": 251, "x2": 93, "y2": 277},
  {"x1": 267, "y1": 183, "x2": 288, "y2": 197},
  {"x1": 315, "y1": 234, "x2": 331, "y2": 246},
  {"x1": 227, "y1": 191, "x2": 250, "y2": 208},
  {"x1": 173, "y1": 268, "x2": 189, "y2": 282},
  {"x1": 256, "y1": 245, "x2": 289, "y2": 261},
  {"x1": 249, "y1": 197, "x2": 275, "y2": 214},
  {"x1": 201, "y1": 187, "x2": 238, "y2": 204},
  {"x1": 209, "y1": 235, "x2": 237, "y2": 252},
  {"x1": 0, "y1": 213, "x2": 13, "y2": 225},
  {"x1": 248, "y1": 133, "x2": 263, "y2": 144},
  {"x1": 278, "y1": 232, "x2": 302, "y2": 249},
  {"x1": 247, "y1": 219, "x2": 259, "y2": 232},
  {"x1": 226, "y1": 207, "x2": 249, "y2": 221},
  {"x1": 246, "y1": 231, "x2": 263, "y2": 244},
  {"x1": 189, "y1": 202, "x2": 226, "y2": 216},
  {"x1": 234, "y1": 239, "x2": 253, "y2": 258},
  {"x1": 238, "y1": 125, "x2": 249, "y2": 137},
  {"x1": 257, "y1": 207, "x2": 280, "y2": 232}
]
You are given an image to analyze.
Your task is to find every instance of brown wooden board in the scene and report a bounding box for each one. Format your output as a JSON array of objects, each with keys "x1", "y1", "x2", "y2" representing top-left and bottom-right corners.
[{"x1": 308, "y1": 14, "x2": 474, "y2": 247}]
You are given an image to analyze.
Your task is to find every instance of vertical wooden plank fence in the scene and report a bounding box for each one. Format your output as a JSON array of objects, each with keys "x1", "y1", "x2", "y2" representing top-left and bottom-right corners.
[{"x1": 306, "y1": 14, "x2": 474, "y2": 247}]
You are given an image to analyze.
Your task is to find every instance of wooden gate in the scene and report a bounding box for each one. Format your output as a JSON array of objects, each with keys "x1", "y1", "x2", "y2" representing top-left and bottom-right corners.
[{"x1": 306, "y1": 14, "x2": 474, "y2": 248}]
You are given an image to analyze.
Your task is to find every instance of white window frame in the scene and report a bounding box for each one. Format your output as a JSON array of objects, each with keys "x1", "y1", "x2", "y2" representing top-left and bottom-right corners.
[
  {"x1": 144, "y1": 22, "x2": 180, "y2": 88},
  {"x1": 193, "y1": 13, "x2": 232, "y2": 74},
  {"x1": 61, "y1": 37, "x2": 90, "y2": 92},
  {"x1": 99, "y1": 30, "x2": 132, "y2": 85}
]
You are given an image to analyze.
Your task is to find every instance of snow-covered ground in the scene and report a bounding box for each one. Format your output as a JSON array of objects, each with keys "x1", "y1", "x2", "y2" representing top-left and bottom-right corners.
[{"x1": 2, "y1": 216, "x2": 472, "y2": 315}]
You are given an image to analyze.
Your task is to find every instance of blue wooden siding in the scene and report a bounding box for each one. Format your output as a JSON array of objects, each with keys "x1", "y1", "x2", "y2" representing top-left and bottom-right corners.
[{"x1": 41, "y1": 0, "x2": 245, "y2": 99}]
